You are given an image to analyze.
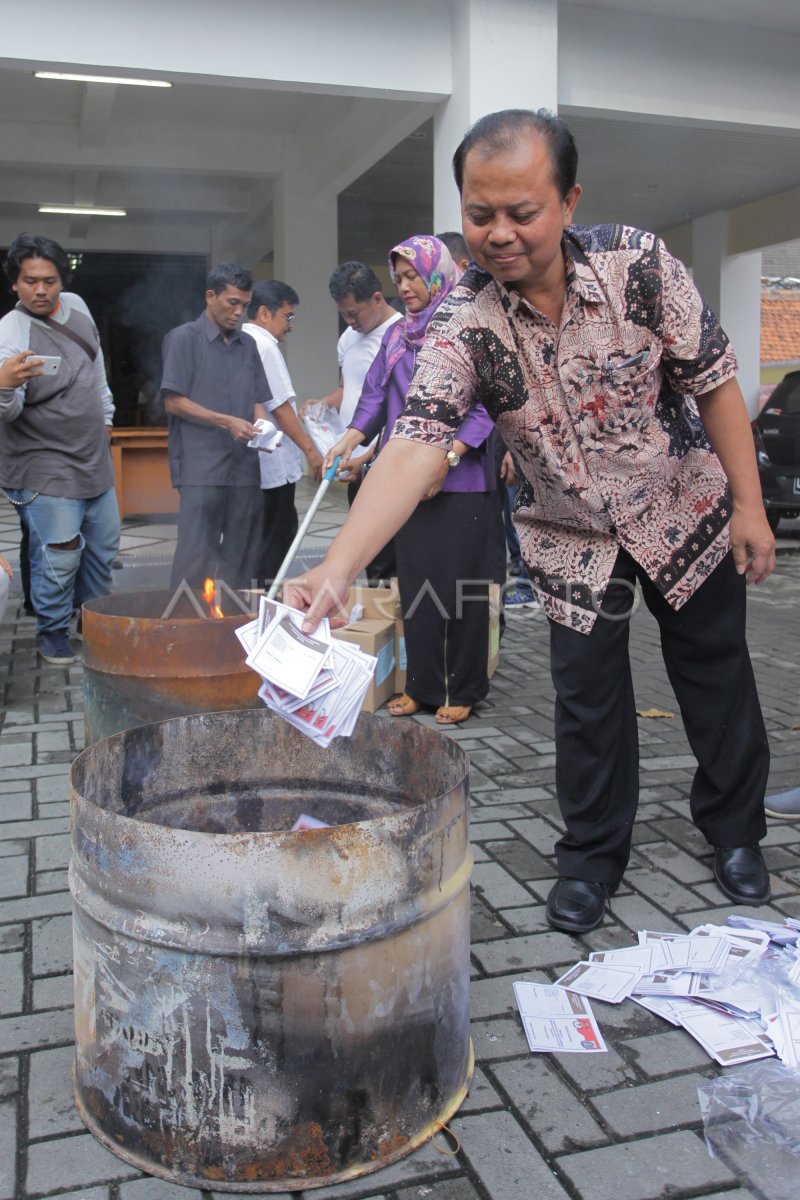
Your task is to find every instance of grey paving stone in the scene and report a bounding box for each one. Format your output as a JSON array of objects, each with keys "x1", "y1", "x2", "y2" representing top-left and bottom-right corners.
[
  {"x1": 0, "y1": 1059, "x2": 18, "y2": 1101},
  {"x1": 0, "y1": 924, "x2": 24, "y2": 953},
  {"x1": 0, "y1": 815, "x2": 70, "y2": 841},
  {"x1": 0, "y1": 854, "x2": 28, "y2": 900},
  {"x1": 36, "y1": 729, "x2": 72, "y2": 753},
  {"x1": 36, "y1": 867, "x2": 70, "y2": 894},
  {"x1": 591, "y1": 1073, "x2": 710, "y2": 1136},
  {"x1": 0, "y1": 793, "x2": 32, "y2": 821},
  {"x1": 26, "y1": 1130, "x2": 139, "y2": 1194},
  {"x1": 556, "y1": 1130, "x2": 737, "y2": 1199},
  {"x1": 452, "y1": 1110, "x2": 570, "y2": 1200},
  {"x1": 0, "y1": 739, "x2": 32, "y2": 768},
  {"x1": 394, "y1": 1178, "x2": 480, "y2": 1200},
  {"x1": 470, "y1": 862, "x2": 535, "y2": 909},
  {"x1": 33, "y1": 972, "x2": 74, "y2": 1011},
  {"x1": 551, "y1": 1045, "x2": 638, "y2": 1093},
  {"x1": 469, "y1": 1015, "x2": 530, "y2": 1060},
  {"x1": 607, "y1": 894, "x2": 682, "y2": 935},
  {"x1": 0, "y1": 1097, "x2": 16, "y2": 1200},
  {"x1": 38, "y1": 1189, "x2": 110, "y2": 1200},
  {"x1": 483, "y1": 838, "x2": 556, "y2": 881},
  {"x1": 0, "y1": 838, "x2": 28, "y2": 858},
  {"x1": 458, "y1": 1065, "x2": 504, "y2": 1112},
  {"x1": 623, "y1": 867, "x2": 706, "y2": 912},
  {"x1": 471, "y1": 931, "x2": 582, "y2": 974},
  {"x1": 28, "y1": 1044, "x2": 83, "y2": 1139},
  {"x1": 622, "y1": 1028, "x2": 713, "y2": 1077},
  {"x1": 0, "y1": 951, "x2": 23, "y2": 1015},
  {"x1": 34, "y1": 832, "x2": 72, "y2": 873},
  {"x1": 491, "y1": 1056, "x2": 608, "y2": 1154},
  {"x1": 0, "y1": 1007, "x2": 74, "y2": 1053},
  {"x1": 288, "y1": 1138, "x2": 462, "y2": 1199},
  {"x1": 500, "y1": 904, "x2": 552, "y2": 933},
  {"x1": 32, "y1": 913, "x2": 74, "y2": 975},
  {"x1": 119, "y1": 1178, "x2": 207, "y2": 1199},
  {"x1": 470, "y1": 972, "x2": 546, "y2": 1020},
  {"x1": 0, "y1": 890, "x2": 73, "y2": 923}
]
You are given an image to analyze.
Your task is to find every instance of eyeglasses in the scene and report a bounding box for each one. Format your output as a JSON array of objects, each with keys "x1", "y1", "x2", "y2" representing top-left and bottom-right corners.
[{"x1": 285, "y1": 313, "x2": 295, "y2": 324}]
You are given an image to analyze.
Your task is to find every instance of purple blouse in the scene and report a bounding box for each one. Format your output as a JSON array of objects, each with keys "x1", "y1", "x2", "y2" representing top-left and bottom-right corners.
[{"x1": 349, "y1": 331, "x2": 496, "y2": 493}]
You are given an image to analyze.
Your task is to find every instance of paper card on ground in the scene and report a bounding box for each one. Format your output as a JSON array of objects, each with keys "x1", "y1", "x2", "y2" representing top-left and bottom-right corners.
[
  {"x1": 590, "y1": 945, "x2": 655, "y2": 974},
  {"x1": 513, "y1": 982, "x2": 607, "y2": 1053},
  {"x1": 632, "y1": 996, "x2": 683, "y2": 1026},
  {"x1": 670, "y1": 998, "x2": 775, "y2": 1066},
  {"x1": 555, "y1": 961, "x2": 643, "y2": 1004}
]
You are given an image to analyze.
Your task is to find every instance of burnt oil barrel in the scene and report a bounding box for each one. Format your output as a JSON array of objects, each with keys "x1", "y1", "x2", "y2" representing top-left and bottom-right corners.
[
  {"x1": 69, "y1": 709, "x2": 473, "y2": 1192},
  {"x1": 81, "y1": 590, "x2": 261, "y2": 744}
]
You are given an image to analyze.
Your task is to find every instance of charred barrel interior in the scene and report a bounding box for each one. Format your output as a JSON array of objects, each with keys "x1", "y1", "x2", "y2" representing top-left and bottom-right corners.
[{"x1": 69, "y1": 709, "x2": 473, "y2": 1192}]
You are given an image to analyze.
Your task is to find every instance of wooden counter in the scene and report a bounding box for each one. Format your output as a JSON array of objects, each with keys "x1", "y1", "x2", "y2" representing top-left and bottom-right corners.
[{"x1": 110, "y1": 428, "x2": 179, "y2": 518}]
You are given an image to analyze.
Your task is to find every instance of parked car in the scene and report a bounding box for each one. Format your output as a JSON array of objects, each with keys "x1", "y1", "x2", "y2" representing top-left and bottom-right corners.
[{"x1": 753, "y1": 369, "x2": 800, "y2": 531}]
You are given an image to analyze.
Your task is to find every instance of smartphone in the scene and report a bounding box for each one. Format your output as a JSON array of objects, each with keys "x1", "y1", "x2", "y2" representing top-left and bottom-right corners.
[{"x1": 34, "y1": 355, "x2": 61, "y2": 375}]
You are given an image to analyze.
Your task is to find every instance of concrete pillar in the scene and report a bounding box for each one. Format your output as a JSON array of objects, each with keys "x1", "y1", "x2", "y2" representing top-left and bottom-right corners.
[
  {"x1": 433, "y1": 0, "x2": 559, "y2": 231},
  {"x1": 273, "y1": 152, "x2": 339, "y2": 400},
  {"x1": 693, "y1": 212, "x2": 762, "y2": 417}
]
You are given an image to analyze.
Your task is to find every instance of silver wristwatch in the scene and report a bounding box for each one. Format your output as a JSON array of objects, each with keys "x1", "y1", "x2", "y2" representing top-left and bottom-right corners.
[{"x1": 446, "y1": 450, "x2": 461, "y2": 470}]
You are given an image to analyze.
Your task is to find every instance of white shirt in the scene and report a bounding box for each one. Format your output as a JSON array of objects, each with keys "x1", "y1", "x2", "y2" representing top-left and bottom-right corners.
[
  {"x1": 242, "y1": 322, "x2": 304, "y2": 489},
  {"x1": 337, "y1": 312, "x2": 401, "y2": 426}
]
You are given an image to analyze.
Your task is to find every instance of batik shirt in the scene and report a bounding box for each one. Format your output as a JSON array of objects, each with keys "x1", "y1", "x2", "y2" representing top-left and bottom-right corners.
[{"x1": 393, "y1": 224, "x2": 737, "y2": 634}]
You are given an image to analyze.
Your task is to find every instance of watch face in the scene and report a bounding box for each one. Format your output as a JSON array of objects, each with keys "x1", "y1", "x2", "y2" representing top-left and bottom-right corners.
[{"x1": 447, "y1": 451, "x2": 460, "y2": 468}]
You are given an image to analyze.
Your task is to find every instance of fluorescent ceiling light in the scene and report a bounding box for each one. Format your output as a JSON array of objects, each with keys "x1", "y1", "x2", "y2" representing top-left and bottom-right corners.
[
  {"x1": 38, "y1": 205, "x2": 127, "y2": 217},
  {"x1": 35, "y1": 71, "x2": 172, "y2": 88}
]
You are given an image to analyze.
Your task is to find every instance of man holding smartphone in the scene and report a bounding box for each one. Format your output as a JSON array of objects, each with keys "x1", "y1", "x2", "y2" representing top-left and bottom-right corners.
[{"x1": 0, "y1": 233, "x2": 119, "y2": 664}]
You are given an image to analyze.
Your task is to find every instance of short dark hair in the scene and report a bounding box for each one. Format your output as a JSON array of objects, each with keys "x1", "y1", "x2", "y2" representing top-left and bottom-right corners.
[
  {"x1": 247, "y1": 279, "x2": 299, "y2": 320},
  {"x1": 206, "y1": 263, "x2": 253, "y2": 295},
  {"x1": 4, "y1": 233, "x2": 71, "y2": 286},
  {"x1": 452, "y1": 108, "x2": 578, "y2": 200},
  {"x1": 436, "y1": 231, "x2": 469, "y2": 263},
  {"x1": 328, "y1": 261, "x2": 382, "y2": 303}
]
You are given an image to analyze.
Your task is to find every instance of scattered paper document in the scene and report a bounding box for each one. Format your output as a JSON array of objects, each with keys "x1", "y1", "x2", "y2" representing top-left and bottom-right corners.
[
  {"x1": 555, "y1": 961, "x2": 643, "y2": 1004},
  {"x1": 513, "y1": 982, "x2": 607, "y2": 1053}
]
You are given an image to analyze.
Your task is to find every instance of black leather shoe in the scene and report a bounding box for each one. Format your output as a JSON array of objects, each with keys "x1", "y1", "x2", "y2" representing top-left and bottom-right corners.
[
  {"x1": 713, "y1": 846, "x2": 771, "y2": 906},
  {"x1": 546, "y1": 878, "x2": 611, "y2": 933}
]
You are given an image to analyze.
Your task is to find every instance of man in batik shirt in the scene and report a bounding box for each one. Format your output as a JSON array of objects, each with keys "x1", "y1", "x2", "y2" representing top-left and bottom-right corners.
[{"x1": 287, "y1": 109, "x2": 775, "y2": 933}]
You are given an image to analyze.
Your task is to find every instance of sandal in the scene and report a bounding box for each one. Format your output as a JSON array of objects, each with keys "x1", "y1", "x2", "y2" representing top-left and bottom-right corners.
[
  {"x1": 435, "y1": 705, "x2": 472, "y2": 725},
  {"x1": 388, "y1": 693, "x2": 420, "y2": 717}
]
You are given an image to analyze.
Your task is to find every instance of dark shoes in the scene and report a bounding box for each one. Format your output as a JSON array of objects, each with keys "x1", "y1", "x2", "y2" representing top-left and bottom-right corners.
[
  {"x1": 546, "y1": 878, "x2": 614, "y2": 933},
  {"x1": 36, "y1": 631, "x2": 77, "y2": 665},
  {"x1": 713, "y1": 846, "x2": 771, "y2": 906}
]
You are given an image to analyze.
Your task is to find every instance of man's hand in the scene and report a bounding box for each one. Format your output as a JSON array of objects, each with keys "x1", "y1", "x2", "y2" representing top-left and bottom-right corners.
[
  {"x1": 305, "y1": 446, "x2": 324, "y2": 481},
  {"x1": 225, "y1": 415, "x2": 258, "y2": 443},
  {"x1": 500, "y1": 451, "x2": 516, "y2": 485},
  {"x1": 0, "y1": 350, "x2": 43, "y2": 389},
  {"x1": 283, "y1": 564, "x2": 353, "y2": 632},
  {"x1": 729, "y1": 504, "x2": 776, "y2": 585},
  {"x1": 323, "y1": 428, "x2": 366, "y2": 475}
]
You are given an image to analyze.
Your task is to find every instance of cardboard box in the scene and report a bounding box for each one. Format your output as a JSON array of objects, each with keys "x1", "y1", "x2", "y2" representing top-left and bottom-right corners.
[
  {"x1": 345, "y1": 582, "x2": 401, "y2": 624},
  {"x1": 395, "y1": 582, "x2": 502, "y2": 691},
  {"x1": 333, "y1": 618, "x2": 396, "y2": 713}
]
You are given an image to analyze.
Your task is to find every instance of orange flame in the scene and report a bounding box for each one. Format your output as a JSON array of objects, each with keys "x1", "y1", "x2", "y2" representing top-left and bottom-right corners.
[{"x1": 202, "y1": 577, "x2": 224, "y2": 619}]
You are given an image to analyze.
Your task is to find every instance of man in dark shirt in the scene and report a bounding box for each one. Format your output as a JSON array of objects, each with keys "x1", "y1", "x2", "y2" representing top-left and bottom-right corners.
[{"x1": 161, "y1": 263, "x2": 271, "y2": 589}]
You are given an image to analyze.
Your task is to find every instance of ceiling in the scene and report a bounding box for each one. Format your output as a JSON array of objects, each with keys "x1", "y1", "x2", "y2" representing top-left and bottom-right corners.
[{"x1": 1, "y1": 3, "x2": 800, "y2": 271}]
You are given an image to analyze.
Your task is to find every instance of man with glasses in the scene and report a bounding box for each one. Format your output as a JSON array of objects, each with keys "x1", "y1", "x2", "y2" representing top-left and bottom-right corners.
[{"x1": 242, "y1": 280, "x2": 324, "y2": 589}]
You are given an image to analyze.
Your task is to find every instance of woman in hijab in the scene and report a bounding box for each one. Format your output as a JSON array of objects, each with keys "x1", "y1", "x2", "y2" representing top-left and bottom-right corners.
[{"x1": 325, "y1": 235, "x2": 496, "y2": 724}]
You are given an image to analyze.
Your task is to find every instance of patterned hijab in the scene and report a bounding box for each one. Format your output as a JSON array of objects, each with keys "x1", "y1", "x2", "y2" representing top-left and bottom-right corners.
[{"x1": 383, "y1": 235, "x2": 460, "y2": 381}]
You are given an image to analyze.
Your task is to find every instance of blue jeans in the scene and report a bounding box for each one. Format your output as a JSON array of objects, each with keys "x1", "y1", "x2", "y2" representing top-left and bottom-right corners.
[{"x1": 5, "y1": 488, "x2": 120, "y2": 635}]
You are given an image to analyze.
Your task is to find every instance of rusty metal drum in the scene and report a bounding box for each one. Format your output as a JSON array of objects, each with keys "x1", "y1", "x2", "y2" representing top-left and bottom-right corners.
[
  {"x1": 69, "y1": 709, "x2": 473, "y2": 1191},
  {"x1": 81, "y1": 590, "x2": 261, "y2": 745}
]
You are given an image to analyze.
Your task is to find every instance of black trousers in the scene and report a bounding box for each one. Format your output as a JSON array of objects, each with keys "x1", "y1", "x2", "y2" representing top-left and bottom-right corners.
[
  {"x1": 548, "y1": 551, "x2": 769, "y2": 883},
  {"x1": 170, "y1": 484, "x2": 263, "y2": 590},
  {"x1": 395, "y1": 491, "x2": 491, "y2": 708},
  {"x1": 255, "y1": 482, "x2": 298, "y2": 590}
]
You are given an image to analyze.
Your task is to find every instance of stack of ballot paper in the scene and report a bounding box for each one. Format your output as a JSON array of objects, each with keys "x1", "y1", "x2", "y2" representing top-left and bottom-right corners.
[
  {"x1": 236, "y1": 596, "x2": 377, "y2": 745},
  {"x1": 514, "y1": 917, "x2": 800, "y2": 1067}
]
